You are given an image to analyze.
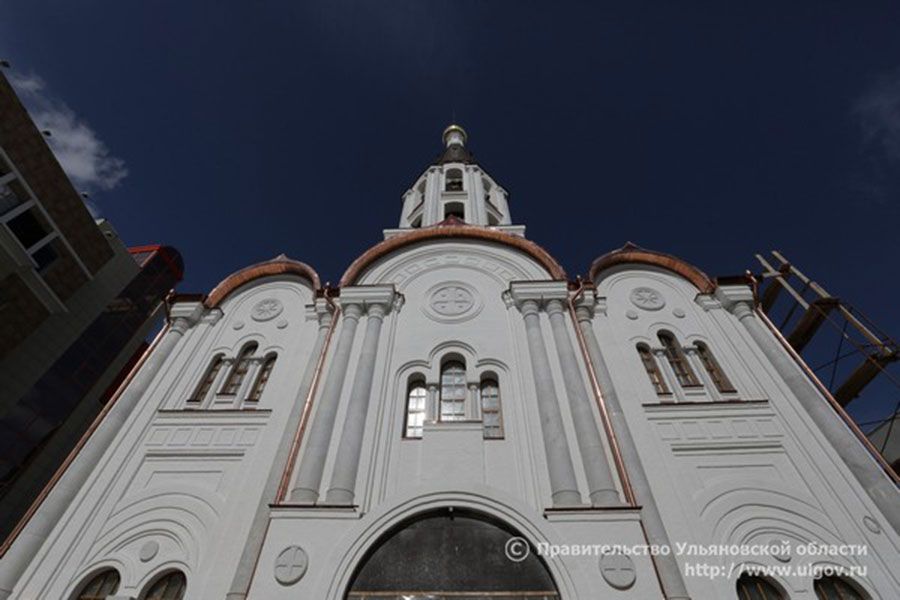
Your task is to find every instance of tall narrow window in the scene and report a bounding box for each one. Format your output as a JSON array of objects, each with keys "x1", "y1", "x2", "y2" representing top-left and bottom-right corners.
[
  {"x1": 444, "y1": 201, "x2": 465, "y2": 221},
  {"x1": 405, "y1": 380, "x2": 427, "y2": 438},
  {"x1": 190, "y1": 355, "x2": 224, "y2": 402},
  {"x1": 220, "y1": 343, "x2": 257, "y2": 395},
  {"x1": 440, "y1": 361, "x2": 466, "y2": 421},
  {"x1": 76, "y1": 569, "x2": 120, "y2": 600},
  {"x1": 480, "y1": 378, "x2": 503, "y2": 439},
  {"x1": 694, "y1": 342, "x2": 736, "y2": 393},
  {"x1": 658, "y1": 332, "x2": 700, "y2": 387},
  {"x1": 736, "y1": 574, "x2": 784, "y2": 600},
  {"x1": 445, "y1": 168, "x2": 463, "y2": 191},
  {"x1": 143, "y1": 571, "x2": 186, "y2": 600},
  {"x1": 637, "y1": 344, "x2": 669, "y2": 395},
  {"x1": 814, "y1": 576, "x2": 865, "y2": 600},
  {"x1": 247, "y1": 354, "x2": 276, "y2": 402}
]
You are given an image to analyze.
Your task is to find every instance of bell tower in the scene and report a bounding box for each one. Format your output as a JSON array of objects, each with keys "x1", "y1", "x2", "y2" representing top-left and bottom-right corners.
[{"x1": 395, "y1": 125, "x2": 518, "y2": 234}]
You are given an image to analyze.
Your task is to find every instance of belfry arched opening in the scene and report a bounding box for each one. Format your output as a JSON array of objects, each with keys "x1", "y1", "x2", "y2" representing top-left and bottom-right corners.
[{"x1": 345, "y1": 508, "x2": 559, "y2": 600}]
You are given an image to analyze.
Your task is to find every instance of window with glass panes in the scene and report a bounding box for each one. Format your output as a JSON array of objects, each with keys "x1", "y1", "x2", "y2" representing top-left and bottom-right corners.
[
  {"x1": 144, "y1": 571, "x2": 186, "y2": 600},
  {"x1": 480, "y1": 379, "x2": 503, "y2": 438},
  {"x1": 658, "y1": 332, "x2": 700, "y2": 387},
  {"x1": 636, "y1": 344, "x2": 669, "y2": 395},
  {"x1": 220, "y1": 344, "x2": 257, "y2": 395},
  {"x1": 75, "y1": 570, "x2": 120, "y2": 600},
  {"x1": 440, "y1": 361, "x2": 466, "y2": 421},
  {"x1": 405, "y1": 382, "x2": 427, "y2": 438},
  {"x1": 694, "y1": 342, "x2": 735, "y2": 393},
  {"x1": 190, "y1": 355, "x2": 223, "y2": 402},
  {"x1": 247, "y1": 355, "x2": 276, "y2": 401}
]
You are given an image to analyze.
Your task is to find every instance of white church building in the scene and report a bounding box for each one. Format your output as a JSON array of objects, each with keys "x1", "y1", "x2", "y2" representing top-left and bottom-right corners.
[{"x1": 1, "y1": 126, "x2": 898, "y2": 599}]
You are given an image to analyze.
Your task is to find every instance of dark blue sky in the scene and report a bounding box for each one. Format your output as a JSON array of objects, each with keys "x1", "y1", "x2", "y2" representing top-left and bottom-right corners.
[{"x1": 2, "y1": 1, "x2": 899, "y2": 427}]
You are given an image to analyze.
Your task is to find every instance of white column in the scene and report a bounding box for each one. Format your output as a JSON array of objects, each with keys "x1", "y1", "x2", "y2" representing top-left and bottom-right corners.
[
  {"x1": 325, "y1": 301, "x2": 390, "y2": 505},
  {"x1": 574, "y1": 301, "x2": 691, "y2": 600},
  {"x1": 546, "y1": 299, "x2": 621, "y2": 506},
  {"x1": 518, "y1": 299, "x2": 582, "y2": 507},
  {"x1": 427, "y1": 383, "x2": 439, "y2": 422},
  {"x1": 717, "y1": 286, "x2": 900, "y2": 533},
  {"x1": 468, "y1": 382, "x2": 481, "y2": 420},
  {"x1": 0, "y1": 302, "x2": 204, "y2": 600},
  {"x1": 290, "y1": 304, "x2": 362, "y2": 503}
]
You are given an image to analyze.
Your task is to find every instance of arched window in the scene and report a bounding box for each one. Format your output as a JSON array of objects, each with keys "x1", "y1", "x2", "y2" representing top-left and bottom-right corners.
[
  {"x1": 480, "y1": 378, "x2": 503, "y2": 439},
  {"x1": 143, "y1": 571, "x2": 186, "y2": 600},
  {"x1": 637, "y1": 343, "x2": 669, "y2": 395},
  {"x1": 190, "y1": 354, "x2": 224, "y2": 402},
  {"x1": 736, "y1": 574, "x2": 783, "y2": 600},
  {"x1": 440, "y1": 361, "x2": 467, "y2": 421},
  {"x1": 445, "y1": 168, "x2": 463, "y2": 191},
  {"x1": 444, "y1": 201, "x2": 465, "y2": 221},
  {"x1": 405, "y1": 379, "x2": 427, "y2": 438},
  {"x1": 658, "y1": 332, "x2": 700, "y2": 387},
  {"x1": 247, "y1": 354, "x2": 276, "y2": 402},
  {"x1": 220, "y1": 343, "x2": 257, "y2": 395},
  {"x1": 75, "y1": 569, "x2": 120, "y2": 600},
  {"x1": 694, "y1": 342, "x2": 736, "y2": 393},
  {"x1": 814, "y1": 576, "x2": 866, "y2": 600}
]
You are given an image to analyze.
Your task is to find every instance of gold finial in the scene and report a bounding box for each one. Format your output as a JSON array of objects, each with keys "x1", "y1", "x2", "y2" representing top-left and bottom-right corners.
[{"x1": 442, "y1": 124, "x2": 468, "y2": 147}]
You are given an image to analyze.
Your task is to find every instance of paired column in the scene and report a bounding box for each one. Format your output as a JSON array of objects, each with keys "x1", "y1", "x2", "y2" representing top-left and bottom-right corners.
[
  {"x1": 716, "y1": 285, "x2": 900, "y2": 534},
  {"x1": 290, "y1": 304, "x2": 363, "y2": 503},
  {"x1": 290, "y1": 285, "x2": 396, "y2": 505},
  {"x1": 325, "y1": 298, "x2": 391, "y2": 505},
  {"x1": 573, "y1": 294, "x2": 692, "y2": 600},
  {"x1": 511, "y1": 284, "x2": 582, "y2": 507},
  {"x1": 0, "y1": 302, "x2": 205, "y2": 600},
  {"x1": 546, "y1": 299, "x2": 621, "y2": 506}
]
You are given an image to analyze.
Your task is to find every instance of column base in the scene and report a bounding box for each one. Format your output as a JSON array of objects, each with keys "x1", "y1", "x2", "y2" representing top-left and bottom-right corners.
[
  {"x1": 323, "y1": 487, "x2": 354, "y2": 505},
  {"x1": 590, "y1": 489, "x2": 624, "y2": 507},
  {"x1": 551, "y1": 490, "x2": 583, "y2": 507},
  {"x1": 289, "y1": 487, "x2": 319, "y2": 504}
]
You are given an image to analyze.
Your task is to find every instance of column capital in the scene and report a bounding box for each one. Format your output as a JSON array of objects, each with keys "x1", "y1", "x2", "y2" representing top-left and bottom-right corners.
[
  {"x1": 714, "y1": 284, "x2": 756, "y2": 319},
  {"x1": 168, "y1": 300, "x2": 205, "y2": 334},
  {"x1": 545, "y1": 298, "x2": 567, "y2": 316},
  {"x1": 339, "y1": 284, "x2": 398, "y2": 317},
  {"x1": 508, "y1": 280, "x2": 568, "y2": 312},
  {"x1": 519, "y1": 298, "x2": 540, "y2": 317},
  {"x1": 572, "y1": 287, "x2": 598, "y2": 322}
]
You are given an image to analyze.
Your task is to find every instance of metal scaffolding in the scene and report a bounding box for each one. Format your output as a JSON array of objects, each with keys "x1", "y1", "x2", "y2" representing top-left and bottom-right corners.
[{"x1": 753, "y1": 251, "x2": 900, "y2": 469}]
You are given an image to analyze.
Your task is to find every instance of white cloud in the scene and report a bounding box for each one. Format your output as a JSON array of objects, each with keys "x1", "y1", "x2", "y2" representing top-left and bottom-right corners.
[
  {"x1": 855, "y1": 70, "x2": 900, "y2": 163},
  {"x1": 9, "y1": 72, "x2": 128, "y2": 194}
]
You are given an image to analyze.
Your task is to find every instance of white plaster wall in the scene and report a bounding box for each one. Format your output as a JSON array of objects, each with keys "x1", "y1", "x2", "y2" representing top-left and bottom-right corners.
[
  {"x1": 12, "y1": 275, "x2": 320, "y2": 599},
  {"x1": 258, "y1": 241, "x2": 653, "y2": 600},
  {"x1": 592, "y1": 264, "x2": 900, "y2": 599}
]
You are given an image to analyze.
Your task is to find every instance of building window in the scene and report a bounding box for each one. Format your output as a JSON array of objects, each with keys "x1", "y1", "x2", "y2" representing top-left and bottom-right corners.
[
  {"x1": 444, "y1": 201, "x2": 465, "y2": 221},
  {"x1": 694, "y1": 342, "x2": 736, "y2": 393},
  {"x1": 440, "y1": 361, "x2": 467, "y2": 421},
  {"x1": 190, "y1": 355, "x2": 224, "y2": 402},
  {"x1": 480, "y1": 378, "x2": 503, "y2": 439},
  {"x1": 814, "y1": 576, "x2": 866, "y2": 600},
  {"x1": 143, "y1": 571, "x2": 186, "y2": 600},
  {"x1": 247, "y1": 354, "x2": 276, "y2": 402},
  {"x1": 658, "y1": 332, "x2": 700, "y2": 387},
  {"x1": 637, "y1": 343, "x2": 669, "y2": 395},
  {"x1": 445, "y1": 168, "x2": 463, "y2": 191},
  {"x1": 220, "y1": 343, "x2": 257, "y2": 395},
  {"x1": 736, "y1": 574, "x2": 783, "y2": 599},
  {"x1": 6, "y1": 208, "x2": 50, "y2": 250},
  {"x1": 0, "y1": 178, "x2": 28, "y2": 215},
  {"x1": 405, "y1": 380, "x2": 427, "y2": 438},
  {"x1": 75, "y1": 569, "x2": 120, "y2": 600}
]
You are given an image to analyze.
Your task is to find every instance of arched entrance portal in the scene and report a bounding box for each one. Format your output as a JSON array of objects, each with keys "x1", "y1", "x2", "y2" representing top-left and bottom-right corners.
[{"x1": 346, "y1": 508, "x2": 559, "y2": 599}]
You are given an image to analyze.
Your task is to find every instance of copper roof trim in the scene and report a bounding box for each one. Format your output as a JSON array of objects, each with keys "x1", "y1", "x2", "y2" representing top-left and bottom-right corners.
[
  {"x1": 206, "y1": 255, "x2": 321, "y2": 307},
  {"x1": 588, "y1": 242, "x2": 715, "y2": 293},
  {"x1": 340, "y1": 226, "x2": 567, "y2": 285}
]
